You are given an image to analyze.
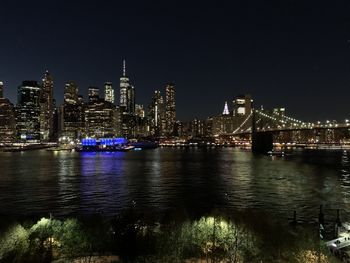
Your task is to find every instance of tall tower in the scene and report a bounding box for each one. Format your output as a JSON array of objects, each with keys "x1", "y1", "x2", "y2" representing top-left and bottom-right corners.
[
  {"x1": 119, "y1": 60, "x2": 135, "y2": 114},
  {"x1": 0, "y1": 83, "x2": 16, "y2": 143},
  {"x1": 40, "y1": 70, "x2": 54, "y2": 141},
  {"x1": 104, "y1": 82, "x2": 114, "y2": 103},
  {"x1": 165, "y1": 83, "x2": 176, "y2": 135},
  {"x1": 148, "y1": 90, "x2": 164, "y2": 136},
  {"x1": 61, "y1": 82, "x2": 85, "y2": 140},
  {"x1": 17, "y1": 81, "x2": 41, "y2": 141},
  {"x1": 120, "y1": 60, "x2": 129, "y2": 109}
]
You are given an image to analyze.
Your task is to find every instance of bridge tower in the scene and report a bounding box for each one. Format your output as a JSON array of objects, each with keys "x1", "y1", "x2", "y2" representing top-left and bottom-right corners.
[{"x1": 251, "y1": 108, "x2": 273, "y2": 154}]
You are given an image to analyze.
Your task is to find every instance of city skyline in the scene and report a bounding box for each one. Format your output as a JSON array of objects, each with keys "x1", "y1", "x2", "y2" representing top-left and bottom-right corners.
[{"x1": 1, "y1": 1, "x2": 350, "y2": 121}]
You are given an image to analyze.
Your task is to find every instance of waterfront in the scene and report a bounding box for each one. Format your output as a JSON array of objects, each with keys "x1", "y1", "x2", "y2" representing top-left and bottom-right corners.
[{"x1": 0, "y1": 148, "x2": 348, "y2": 224}]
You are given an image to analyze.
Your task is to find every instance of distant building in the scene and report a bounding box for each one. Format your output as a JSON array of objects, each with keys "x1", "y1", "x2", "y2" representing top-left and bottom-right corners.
[
  {"x1": 204, "y1": 117, "x2": 213, "y2": 137},
  {"x1": 134, "y1": 104, "x2": 148, "y2": 138},
  {"x1": 119, "y1": 60, "x2": 136, "y2": 138},
  {"x1": 88, "y1": 86, "x2": 100, "y2": 103},
  {"x1": 59, "y1": 82, "x2": 85, "y2": 140},
  {"x1": 39, "y1": 70, "x2": 54, "y2": 141},
  {"x1": 104, "y1": 82, "x2": 114, "y2": 104},
  {"x1": 120, "y1": 60, "x2": 135, "y2": 114},
  {"x1": 165, "y1": 83, "x2": 176, "y2": 135},
  {"x1": 212, "y1": 95, "x2": 253, "y2": 135},
  {"x1": 0, "y1": 83, "x2": 16, "y2": 143},
  {"x1": 85, "y1": 97, "x2": 118, "y2": 138},
  {"x1": 191, "y1": 118, "x2": 204, "y2": 138},
  {"x1": 233, "y1": 94, "x2": 252, "y2": 116},
  {"x1": 148, "y1": 90, "x2": 165, "y2": 136},
  {"x1": 16, "y1": 81, "x2": 41, "y2": 141},
  {"x1": 135, "y1": 104, "x2": 145, "y2": 118}
]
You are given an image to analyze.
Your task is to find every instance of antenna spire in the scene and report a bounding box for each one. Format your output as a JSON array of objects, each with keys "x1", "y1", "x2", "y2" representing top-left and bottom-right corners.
[{"x1": 123, "y1": 59, "x2": 126, "y2": 76}]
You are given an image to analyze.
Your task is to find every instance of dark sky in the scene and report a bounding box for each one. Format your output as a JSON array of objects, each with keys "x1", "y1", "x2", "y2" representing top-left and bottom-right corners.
[{"x1": 0, "y1": 0, "x2": 350, "y2": 121}]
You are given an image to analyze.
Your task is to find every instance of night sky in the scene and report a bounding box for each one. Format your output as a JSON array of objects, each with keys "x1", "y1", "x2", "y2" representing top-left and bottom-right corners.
[{"x1": 1, "y1": 0, "x2": 350, "y2": 121}]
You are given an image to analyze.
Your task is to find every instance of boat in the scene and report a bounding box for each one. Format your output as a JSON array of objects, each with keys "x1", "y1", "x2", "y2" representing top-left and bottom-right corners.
[
  {"x1": 3, "y1": 144, "x2": 52, "y2": 152},
  {"x1": 75, "y1": 145, "x2": 135, "y2": 152},
  {"x1": 130, "y1": 141, "x2": 158, "y2": 150},
  {"x1": 75, "y1": 137, "x2": 135, "y2": 152}
]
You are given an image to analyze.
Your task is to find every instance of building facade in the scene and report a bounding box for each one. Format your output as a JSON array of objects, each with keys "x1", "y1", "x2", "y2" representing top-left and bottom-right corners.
[
  {"x1": 0, "y1": 83, "x2": 16, "y2": 143},
  {"x1": 39, "y1": 70, "x2": 54, "y2": 141},
  {"x1": 59, "y1": 82, "x2": 85, "y2": 140},
  {"x1": 165, "y1": 83, "x2": 176, "y2": 135},
  {"x1": 16, "y1": 81, "x2": 41, "y2": 141},
  {"x1": 120, "y1": 60, "x2": 136, "y2": 138},
  {"x1": 104, "y1": 82, "x2": 114, "y2": 104}
]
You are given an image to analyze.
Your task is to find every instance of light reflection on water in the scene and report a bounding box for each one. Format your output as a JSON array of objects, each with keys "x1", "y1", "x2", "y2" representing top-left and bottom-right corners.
[{"x1": 0, "y1": 148, "x2": 349, "y2": 223}]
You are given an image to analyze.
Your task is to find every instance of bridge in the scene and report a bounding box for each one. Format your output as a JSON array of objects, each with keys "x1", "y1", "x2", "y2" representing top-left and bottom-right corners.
[{"x1": 219, "y1": 109, "x2": 350, "y2": 153}]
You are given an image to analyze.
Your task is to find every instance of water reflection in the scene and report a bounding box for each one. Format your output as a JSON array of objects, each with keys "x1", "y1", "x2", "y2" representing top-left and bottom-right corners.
[
  {"x1": 79, "y1": 152, "x2": 127, "y2": 214},
  {"x1": 0, "y1": 148, "x2": 349, "y2": 222}
]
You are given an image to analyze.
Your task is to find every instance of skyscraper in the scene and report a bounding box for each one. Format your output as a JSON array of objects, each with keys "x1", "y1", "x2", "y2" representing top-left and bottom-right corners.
[
  {"x1": 165, "y1": 83, "x2": 176, "y2": 135},
  {"x1": 85, "y1": 98, "x2": 118, "y2": 138},
  {"x1": 119, "y1": 60, "x2": 136, "y2": 138},
  {"x1": 148, "y1": 90, "x2": 165, "y2": 136},
  {"x1": 88, "y1": 87, "x2": 100, "y2": 103},
  {"x1": 119, "y1": 60, "x2": 135, "y2": 114},
  {"x1": 16, "y1": 81, "x2": 41, "y2": 141},
  {"x1": 40, "y1": 70, "x2": 54, "y2": 141},
  {"x1": 64, "y1": 82, "x2": 79, "y2": 104},
  {"x1": 120, "y1": 60, "x2": 129, "y2": 109},
  {"x1": 60, "y1": 82, "x2": 85, "y2": 140},
  {"x1": 104, "y1": 82, "x2": 114, "y2": 104},
  {"x1": 0, "y1": 83, "x2": 16, "y2": 143}
]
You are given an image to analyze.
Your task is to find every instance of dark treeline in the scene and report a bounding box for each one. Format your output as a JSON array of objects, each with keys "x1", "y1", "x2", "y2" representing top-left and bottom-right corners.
[{"x1": 0, "y1": 208, "x2": 337, "y2": 263}]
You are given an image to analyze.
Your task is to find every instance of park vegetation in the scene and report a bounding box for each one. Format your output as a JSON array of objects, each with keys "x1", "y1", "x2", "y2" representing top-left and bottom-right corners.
[{"x1": 0, "y1": 209, "x2": 338, "y2": 263}]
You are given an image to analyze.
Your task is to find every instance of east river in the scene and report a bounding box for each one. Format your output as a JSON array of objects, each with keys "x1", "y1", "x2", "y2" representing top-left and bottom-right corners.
[{"x1": 0, "y1": 148, "x2": 349, "y2": 224}]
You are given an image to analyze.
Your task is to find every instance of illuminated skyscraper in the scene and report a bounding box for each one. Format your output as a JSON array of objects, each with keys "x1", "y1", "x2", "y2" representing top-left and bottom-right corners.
[
  {"x1": 40, "y1": 70, "x2": 54, "y2": 141},
  {"x1": 0, "y1": 83, "x2": 16, "y2": 143},
  {"x1": 64, "y1": 82, "x2": 79, "y2": 104},
  {"x1": 119, "y1": 60, "x2": 135, "y2": 114},
  {"x1": 104, "y1": 82, "x2": 114, "y2": 104},
  {"x1": 88, "y1": 86, "x2": 99, "y2": 103},
  {"x1": 165, "y1": 83, "x2": 176, "y2": 135},
  {"x1": 120, "y1": 60, "x2": 129, "y2": 109},
  {"x1": 148, "y1": 90, "x2": 165, "y2": 136},
  {"x1": 119, "y1": 60, "x2": 136, "y2": 138},
  {"x1": 60, "y1": 82, "x2": 85, "y2": 140},
  {"x1": 16, "y1": 81, "x2": 41, "y2": 141},
  {"x1": 85, "y1": 98, "x2": 118, "y2": 138}
]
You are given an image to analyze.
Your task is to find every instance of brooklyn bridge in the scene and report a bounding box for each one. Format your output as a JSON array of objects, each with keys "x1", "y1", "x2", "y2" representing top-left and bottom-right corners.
[{"x1": 221, "y1": 108, "x2": 350, "y2": 153}]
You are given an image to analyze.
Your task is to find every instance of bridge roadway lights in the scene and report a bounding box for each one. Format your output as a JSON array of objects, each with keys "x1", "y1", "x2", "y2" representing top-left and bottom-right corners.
[{"x1": 252, "y1": 131, "x2": 273, "y2": 154}]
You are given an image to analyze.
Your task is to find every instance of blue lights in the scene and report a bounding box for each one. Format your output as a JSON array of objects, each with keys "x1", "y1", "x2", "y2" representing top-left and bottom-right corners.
[
  {"x1": 113, "y1": 138, "x2": 128, "y2": 145},
  {"x1": 82, "y1": 138, "x2": 97, "y2": 146},
  {"x1": 81, "y1": 138, "x2": 127, "y2": 147},
  {"x1": 100, "y1": 138, "x2": 114, "y2": 146}
]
